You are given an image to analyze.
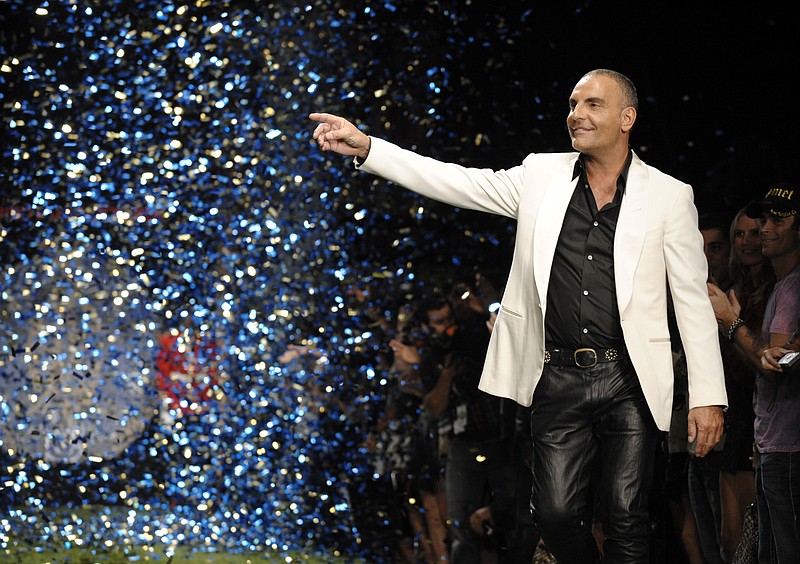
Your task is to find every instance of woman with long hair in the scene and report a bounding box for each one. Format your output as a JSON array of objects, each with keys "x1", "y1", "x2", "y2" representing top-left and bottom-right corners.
[{"x1": 715, "y1": 207, "x2": 775, "y2": 560}]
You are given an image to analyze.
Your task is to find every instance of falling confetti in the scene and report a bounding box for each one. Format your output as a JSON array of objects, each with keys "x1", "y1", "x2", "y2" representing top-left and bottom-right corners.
[
  {"x1": 0, "y1": 0, "x2": 519, "y2": 559},
  {"x1": 1, "y1": 0, "x2": 794, "y2": 560}
]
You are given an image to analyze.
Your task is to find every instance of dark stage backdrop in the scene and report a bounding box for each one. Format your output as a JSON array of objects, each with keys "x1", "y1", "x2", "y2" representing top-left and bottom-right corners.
[{"x1": 0, "y1": 0, "x2": 796, "y2": 560}]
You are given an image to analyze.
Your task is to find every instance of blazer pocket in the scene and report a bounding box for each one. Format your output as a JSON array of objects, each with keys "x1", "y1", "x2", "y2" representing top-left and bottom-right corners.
[
  {"x1": 649, "y1": 337, "x2": 671, "y2": 343},
  {"x1": 499, "y1": 304, "x2": 524, "y2": 319}
]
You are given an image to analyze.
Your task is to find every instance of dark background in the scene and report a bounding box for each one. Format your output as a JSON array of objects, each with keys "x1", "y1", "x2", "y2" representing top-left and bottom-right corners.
[{"x1": 367, "y1": 1, "x2": 800, "y2": 214}]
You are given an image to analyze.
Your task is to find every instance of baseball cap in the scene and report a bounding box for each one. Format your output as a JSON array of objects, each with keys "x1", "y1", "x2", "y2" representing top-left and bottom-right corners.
[{"x1": 745, "y1": 184, "x2": 799, "y2": 219}]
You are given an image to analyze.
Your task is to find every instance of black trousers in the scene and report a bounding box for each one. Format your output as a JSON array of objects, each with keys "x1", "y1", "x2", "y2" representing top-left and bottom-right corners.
[{"x1": 529, "y1": 360, "x2": 660, "y2": 564}]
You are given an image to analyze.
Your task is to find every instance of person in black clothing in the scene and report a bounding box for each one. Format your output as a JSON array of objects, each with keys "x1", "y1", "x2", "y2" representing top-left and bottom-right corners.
[
  {"x1": 310, "y1": 69, "x2": 727, "y2": 563},
  {"x1": 416, "y1": 278, "x2": 520, "y2": 563}
]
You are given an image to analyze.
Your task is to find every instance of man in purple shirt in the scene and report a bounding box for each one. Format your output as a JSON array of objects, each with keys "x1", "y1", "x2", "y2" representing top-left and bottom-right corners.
[{"x1": 710, "y1": 183, "x2": 800, "y2": 562}]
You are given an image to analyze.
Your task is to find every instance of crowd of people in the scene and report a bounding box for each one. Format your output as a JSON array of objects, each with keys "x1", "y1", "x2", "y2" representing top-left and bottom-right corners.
[
  {"x1": 311, "y1": 69, "x2": 800, "y2": 563},
  {"x1": 364, "y1": 270, "x2": 550, "y2": 562},
  {"x1": 663, "y1": 195, "x2": 800, "y2": 564}
]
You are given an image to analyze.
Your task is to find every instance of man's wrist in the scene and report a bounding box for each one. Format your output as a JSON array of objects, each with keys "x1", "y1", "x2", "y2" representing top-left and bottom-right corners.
[
  {"x1": 355, "y1": 137, "x2": 371, "y2": 164},
  {"x1": 724, "y1": 318, "x2": 746, "y2": 342}
]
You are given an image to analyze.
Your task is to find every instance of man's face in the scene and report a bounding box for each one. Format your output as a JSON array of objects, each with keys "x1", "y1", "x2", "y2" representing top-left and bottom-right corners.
[
  {"x1": 426, "y1": 304, "x2": 456, "y2": 337},
  {"x1": 759, "y1": 213, "x2": 800, "y2": 260},
  {"x1": 701, "y1": 228, "x2": 731, "y2": 285},
  {"x1": 567, "y1": 74, "x2": 633, "y2": 156}
]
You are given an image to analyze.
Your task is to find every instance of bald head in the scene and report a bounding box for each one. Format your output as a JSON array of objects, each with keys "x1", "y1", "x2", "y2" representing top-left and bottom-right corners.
[{"x1": 581, "y1": 69, "x2": 639, "y2": 112}]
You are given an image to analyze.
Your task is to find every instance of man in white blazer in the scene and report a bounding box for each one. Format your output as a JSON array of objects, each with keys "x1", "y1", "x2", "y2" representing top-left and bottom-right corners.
[{"x1": 310, "y1": 69, "x2": 727, "y2": 563}]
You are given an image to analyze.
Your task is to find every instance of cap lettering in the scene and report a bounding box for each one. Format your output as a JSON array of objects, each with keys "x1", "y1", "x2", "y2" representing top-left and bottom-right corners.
[{"x1": 766, "y1": 187, "x2": 794, "y2": 200}]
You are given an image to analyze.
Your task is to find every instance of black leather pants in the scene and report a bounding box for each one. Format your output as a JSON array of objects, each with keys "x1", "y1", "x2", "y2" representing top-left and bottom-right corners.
[{"x1": 529, "y1": 360, "x2": 659, "y2": 564}]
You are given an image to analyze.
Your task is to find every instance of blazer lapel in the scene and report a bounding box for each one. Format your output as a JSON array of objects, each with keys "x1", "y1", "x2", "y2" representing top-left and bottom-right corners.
[
  {"x1": 614, "y1": 155, "x2": 648, "y2": 316},
  {"x1": 533, "y1": 157, "x2": 579, "y2": 303}
]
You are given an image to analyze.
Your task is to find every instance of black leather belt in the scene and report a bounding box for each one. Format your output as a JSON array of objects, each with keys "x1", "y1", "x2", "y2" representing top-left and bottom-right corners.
[{"x1": 544, "y1": 347, "x2": 622, "y2": 368}]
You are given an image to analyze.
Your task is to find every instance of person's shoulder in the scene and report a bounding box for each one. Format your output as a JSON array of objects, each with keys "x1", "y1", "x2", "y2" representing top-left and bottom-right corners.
[
  {"x1": 770, "y1": 267, "x2": 800, "y2": 309},
  {"x1": 520, "y1": 151, "x2": 578, "y2": 173},
  {"x1": 781, "y1": 264, "x2": 800, "y2": 287},
  {"x1": 521, "y1": 151, "x2": 577, "y2": 162},
  {"x1": 633, "y1": 155, "x2": 690, "y2": 190}
]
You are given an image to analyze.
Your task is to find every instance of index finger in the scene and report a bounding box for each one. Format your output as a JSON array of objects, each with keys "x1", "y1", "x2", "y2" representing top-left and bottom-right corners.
[{"x1": 308, "y1": 112, "x2": 338, "y2": 124}]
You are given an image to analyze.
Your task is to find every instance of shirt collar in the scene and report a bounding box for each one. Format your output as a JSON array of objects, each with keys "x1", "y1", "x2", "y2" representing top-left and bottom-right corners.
[{"x1": 572, "y1": 150, "x2": 633, "y2": 194}]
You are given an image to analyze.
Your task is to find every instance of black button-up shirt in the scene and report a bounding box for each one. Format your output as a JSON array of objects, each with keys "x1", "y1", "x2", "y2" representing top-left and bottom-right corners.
[{"x1": 544, "y1": 152, "x2": 632, "y2": 350}]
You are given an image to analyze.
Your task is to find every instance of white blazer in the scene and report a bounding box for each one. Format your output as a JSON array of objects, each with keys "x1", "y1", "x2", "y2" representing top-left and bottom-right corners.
[{"x1": 359, "y1": 137, "x2": 727, "y2": 431}]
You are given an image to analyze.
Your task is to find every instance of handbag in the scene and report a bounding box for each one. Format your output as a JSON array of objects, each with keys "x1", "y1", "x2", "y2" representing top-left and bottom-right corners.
[{"x1": 732, "y1": 502, "x2": 758, "y2": 564}]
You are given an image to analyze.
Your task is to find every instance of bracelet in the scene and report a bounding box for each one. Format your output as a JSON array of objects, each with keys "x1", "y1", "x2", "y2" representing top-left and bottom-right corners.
[{"x1": 725, "y1": 318, "x2": 746, "y2": 341}]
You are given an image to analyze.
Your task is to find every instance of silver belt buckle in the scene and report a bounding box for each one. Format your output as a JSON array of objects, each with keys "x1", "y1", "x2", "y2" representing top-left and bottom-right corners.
[{"x1": 574, "y1": 347, "x2": 597, "y2": 368}]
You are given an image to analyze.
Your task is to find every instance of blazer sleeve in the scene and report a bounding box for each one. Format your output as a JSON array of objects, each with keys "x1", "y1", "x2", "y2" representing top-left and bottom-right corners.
[
  {"x1": 357, "y1": 137, "x2": 525, "y2": 219},
  {"x1": 664, "y1": 185, "x2": 728, "y2": 410}
]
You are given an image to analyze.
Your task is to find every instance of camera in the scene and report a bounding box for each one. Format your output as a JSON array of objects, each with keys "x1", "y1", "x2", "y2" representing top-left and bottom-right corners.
[{"x1": 778, "y1": 351, "x2": 800, "y2": 370}]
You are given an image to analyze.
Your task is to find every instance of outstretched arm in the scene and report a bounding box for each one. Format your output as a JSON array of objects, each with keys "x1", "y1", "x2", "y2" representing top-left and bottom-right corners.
[{"x1": 309, "y1": 112, "x2": 371, "y2": 160}]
